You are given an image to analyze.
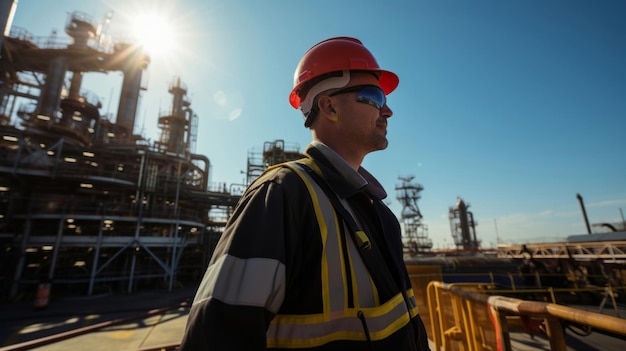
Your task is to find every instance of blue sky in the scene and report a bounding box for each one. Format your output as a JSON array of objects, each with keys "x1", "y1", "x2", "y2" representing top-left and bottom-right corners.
[{"x1": 8, "y1": 0, "x2": 626, "y2": 249}]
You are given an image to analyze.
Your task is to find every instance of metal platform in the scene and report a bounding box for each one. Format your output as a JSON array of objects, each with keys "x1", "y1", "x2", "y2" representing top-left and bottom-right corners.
[{"x1": 497, "y1": 239, "x2": 626, "y2": 263}]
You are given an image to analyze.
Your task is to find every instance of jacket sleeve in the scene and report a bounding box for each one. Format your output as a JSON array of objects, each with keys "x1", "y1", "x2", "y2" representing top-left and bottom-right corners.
[{"x1": 179, "y1": 170, "x2": 299, "y2": 350}]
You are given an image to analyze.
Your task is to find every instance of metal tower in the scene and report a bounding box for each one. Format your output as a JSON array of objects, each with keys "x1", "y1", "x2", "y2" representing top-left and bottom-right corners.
[
  {"x1": 396, "y1": 176, "x2": 432, "y2": 254},
  {"x1": 449, "y1": 197, "x2": 481, "y2": 251}
]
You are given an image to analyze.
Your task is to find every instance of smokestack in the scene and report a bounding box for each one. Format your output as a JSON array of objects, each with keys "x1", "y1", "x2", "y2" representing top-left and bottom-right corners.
[
  {"x1": 115, "y1": 45, "x2": 149, "y2": 136},
  {"x1": 576, "y1": 193, "x2": 592, "y2": 234},
  {"x1": 0, "y1": 0, "x2": 18, "y2": 50}
]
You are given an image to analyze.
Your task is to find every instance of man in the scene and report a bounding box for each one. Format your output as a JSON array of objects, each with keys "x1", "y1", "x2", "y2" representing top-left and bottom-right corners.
[{"x1": 180, "y1": 37, "x2": 430, "y2": 350}]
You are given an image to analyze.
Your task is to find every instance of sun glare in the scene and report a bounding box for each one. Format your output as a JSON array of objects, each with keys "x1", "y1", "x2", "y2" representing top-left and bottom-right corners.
[
  {"x1": 131, "y1": 13, "x2": 177, "y2": 56},
  {"x1": 110, "y1": 0, "x2": 200, "y2": 76}
]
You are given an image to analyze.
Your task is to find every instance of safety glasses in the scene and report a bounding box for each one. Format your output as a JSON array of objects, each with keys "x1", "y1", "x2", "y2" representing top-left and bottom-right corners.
[{"x1": 328, "y1": 85, "x2": 386, "y2": 110}]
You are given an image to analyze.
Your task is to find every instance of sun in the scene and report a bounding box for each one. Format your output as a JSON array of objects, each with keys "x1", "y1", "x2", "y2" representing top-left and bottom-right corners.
[
  {"x1": 131, "y1": 12, "x2": 177, "y2": 57},
  {"x1": 107, "y1": 0, "x2": 202, "y2": 75}
]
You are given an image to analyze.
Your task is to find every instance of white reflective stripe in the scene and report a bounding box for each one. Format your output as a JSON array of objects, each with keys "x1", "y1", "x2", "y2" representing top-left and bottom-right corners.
[
  {"x1": 269, "y1": 160, "x2": 415, "y2": 348},
  {"x1": 360, "y1": 293, "x2": 412, "y2": 339},
  {"x1": 406, "y1": 289, "x2": 419, "y2": 317},
  {"x1": 267, "y1": 160, "x2": 410, "y2": 348},
  {"x1": 346, "y1": 232, "x2": 377, "y2": 307},
  {"x1": 340, "y1": 197, "x2": 377, "y2": 308},
  {"x1": 290, "y1": 159, "x2": 383, "y2": 308},
  {"x1": 267, "y1": 292, "x2": 412, "y2": 348},
  {"x1": 284, "y1": 162, "x2": 346, "y2": 313},
  {"x1": 193, "y1": 254, "x2": 285, "y2": 314},
  {"x1": 305, "y1": 171, "x2": 346, "y2": 313}
]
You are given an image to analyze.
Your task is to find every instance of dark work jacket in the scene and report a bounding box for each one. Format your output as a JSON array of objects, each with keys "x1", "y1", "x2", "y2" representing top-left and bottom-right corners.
[{"x1": 179, "y1": 142, "x2": 430, "y2": 350}]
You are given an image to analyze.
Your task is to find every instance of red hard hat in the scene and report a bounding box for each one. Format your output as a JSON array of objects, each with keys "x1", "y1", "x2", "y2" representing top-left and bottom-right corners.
[{"x1": 289, "y1": 37, "x2": 399, "y2": 109}]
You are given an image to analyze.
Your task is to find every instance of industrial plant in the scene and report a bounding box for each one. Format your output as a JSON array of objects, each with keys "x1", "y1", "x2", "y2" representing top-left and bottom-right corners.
[
  {"x1": 1, "y1": 1, "x2": 624, "y2": 308},
  {"x1": 0, "y1": 7, "x2": 308, "y2": 300}
]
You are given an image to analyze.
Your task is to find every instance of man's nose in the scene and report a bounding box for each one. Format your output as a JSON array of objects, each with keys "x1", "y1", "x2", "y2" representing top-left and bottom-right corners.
[{"x1": 381, "y1": 103, "x2": 392, "y2": 118}]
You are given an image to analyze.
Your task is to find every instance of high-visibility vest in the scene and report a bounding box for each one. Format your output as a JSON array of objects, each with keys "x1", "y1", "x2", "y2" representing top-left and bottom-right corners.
[{"x1": 266, "y1": 159, "x2": 419, "y2": 349}]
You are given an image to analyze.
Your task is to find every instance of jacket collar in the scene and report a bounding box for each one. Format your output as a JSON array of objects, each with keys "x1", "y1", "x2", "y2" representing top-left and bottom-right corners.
[{"x1": 304, "y1": 141, "x2": 387, "y2": 200}]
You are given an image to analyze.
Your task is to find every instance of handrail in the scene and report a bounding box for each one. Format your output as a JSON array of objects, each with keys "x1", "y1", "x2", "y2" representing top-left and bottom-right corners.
[
  {"x1": 410, "y1": 270, "x2": 625, "y2": 316},
  {"x1": 427, "y1": 281, "x2": 626, "y2": 351}
]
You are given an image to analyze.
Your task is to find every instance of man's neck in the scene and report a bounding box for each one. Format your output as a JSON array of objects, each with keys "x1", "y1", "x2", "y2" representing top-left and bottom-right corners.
[{"x1": 312, "y1": 138, "x2": 363, "y2": 170}]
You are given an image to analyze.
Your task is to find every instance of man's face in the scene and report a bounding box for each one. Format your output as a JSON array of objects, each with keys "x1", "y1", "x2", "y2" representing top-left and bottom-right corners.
[{"x1": 330, "y1": 72, "x2": 394, "y2": 154}]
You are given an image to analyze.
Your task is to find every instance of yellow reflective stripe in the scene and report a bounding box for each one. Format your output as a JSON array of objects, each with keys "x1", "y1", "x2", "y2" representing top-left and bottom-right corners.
[
  {"x1": 339, "y1": 197, "x2": 378, "y2": 308},
  {"x1": 406, "y1": 288, "x2": 419, "y2": 317},
  {"x1": 297, "y1": 159, "x2": 377, "y2": 308},
  {"x1": 269, "y1": 159, "x2": 418, "y2": 348},
  {"x1": 283, "y1": 162, "x2": 339, "y2": 314},
  {"x1": 357, "y1": 293, "x2": 411, "y2": 340},
  {"x1": 298, "y1": 157, "x2": 322, "y2": 174},
  {"x1": 267, "y1": 291, "x2": 413, "y2": 348},
  {"x1": 346, "y1": 230, "x2": 377, "y2": 308},
  {"x1": 288, "y1": 160, "x2": 377, "y2": 312},
  {"x1": 298, "y1": 158, "x2": 352, "y2": 309}
]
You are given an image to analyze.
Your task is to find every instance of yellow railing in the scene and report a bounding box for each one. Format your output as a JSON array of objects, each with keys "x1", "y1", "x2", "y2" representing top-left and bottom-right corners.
[{"x1": 425, "y1": 281, "x2": 626, "y2": 351}]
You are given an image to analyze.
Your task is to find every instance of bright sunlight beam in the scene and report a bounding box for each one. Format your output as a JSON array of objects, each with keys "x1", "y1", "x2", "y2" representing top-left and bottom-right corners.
[
  {"x1": 131, "y1": 12, "x2": 177, "y2": 57},
  {"x1": 110, "y1": 0, "x2": 201, "y2": 77}
]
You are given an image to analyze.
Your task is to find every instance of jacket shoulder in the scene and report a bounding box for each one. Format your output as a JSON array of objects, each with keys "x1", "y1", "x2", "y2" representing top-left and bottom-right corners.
[{"x1": 245, "y1": 162, "x2": 307, "y2": 193}]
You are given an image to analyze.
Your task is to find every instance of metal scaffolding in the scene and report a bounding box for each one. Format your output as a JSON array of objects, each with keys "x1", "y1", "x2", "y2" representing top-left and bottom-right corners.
[
  {"x1": 0, "y1": 10, "x2": 240, "y2": 300},
  {"x1": 396, "y1": 175, "x2": 432, "y2": 254}
]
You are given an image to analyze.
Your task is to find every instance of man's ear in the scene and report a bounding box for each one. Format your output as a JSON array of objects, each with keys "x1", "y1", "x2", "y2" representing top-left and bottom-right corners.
[{"x1": 317, "y1": 96, "x2": 336, "y2": 119}]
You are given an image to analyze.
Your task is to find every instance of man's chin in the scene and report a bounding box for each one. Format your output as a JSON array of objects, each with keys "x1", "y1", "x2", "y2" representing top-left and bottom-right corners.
[{"x1": 374, "y1": 140, "x2": 389, "y2": 151}]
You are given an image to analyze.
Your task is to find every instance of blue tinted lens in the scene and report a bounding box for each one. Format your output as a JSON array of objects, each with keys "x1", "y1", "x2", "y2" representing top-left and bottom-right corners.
[
  {"x1": 328, "y1": 85, "x2": 387, "y2": 110},
  {"x1": 355, "y1": 86, "x2": 386, "y2": 110}
]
